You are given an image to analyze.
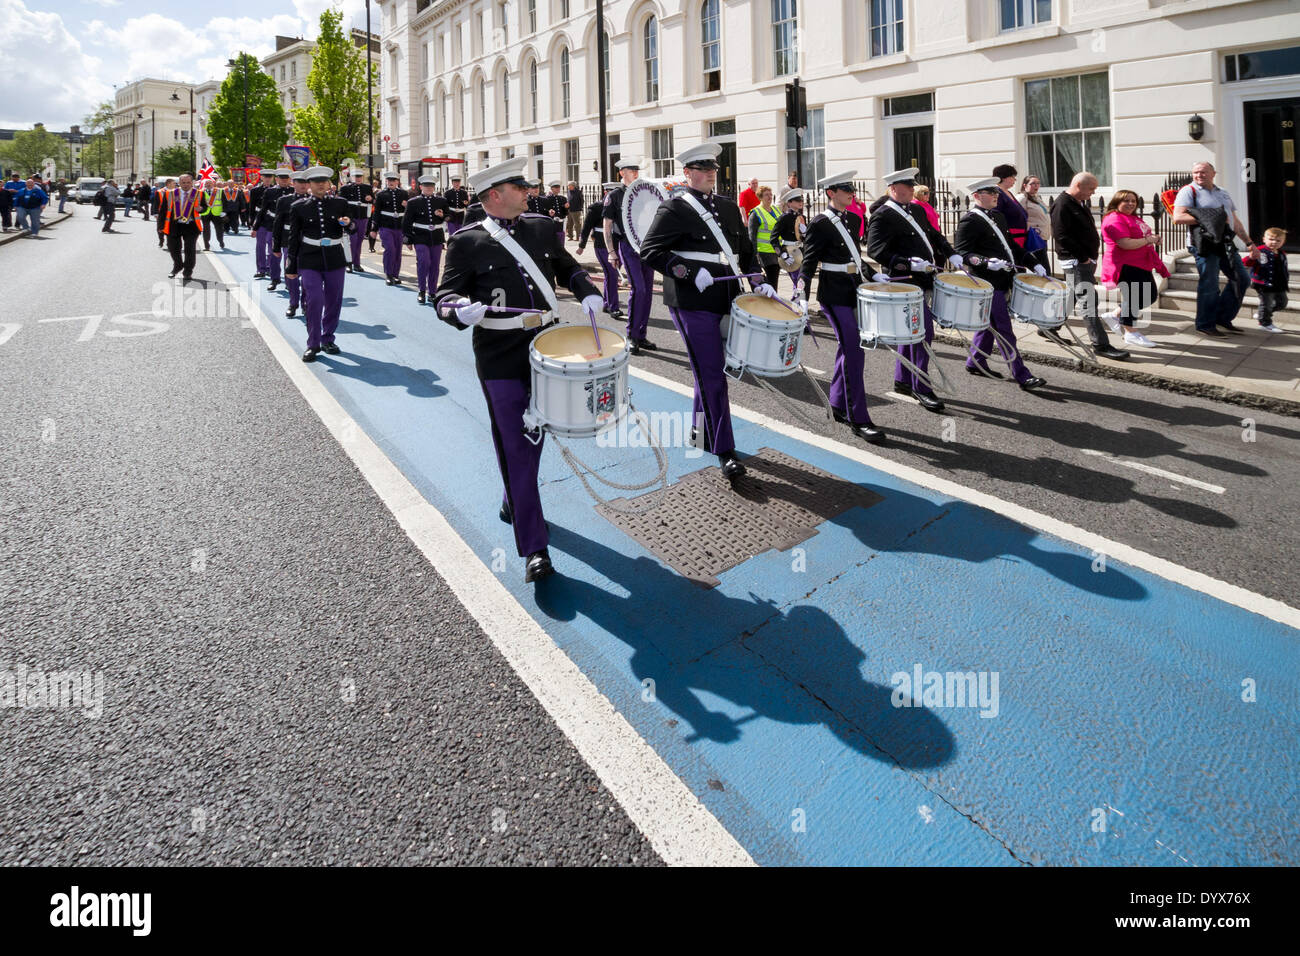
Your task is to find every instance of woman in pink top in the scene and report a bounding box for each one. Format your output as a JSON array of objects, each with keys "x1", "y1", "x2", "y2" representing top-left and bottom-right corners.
[
  {"x1": 913, "y1": 185, "x2": 941, "y2": 232},
  {"x1": 1101, "y1": 189, "x2": 1169, "y2": 348},
  {"x1": 847, "y1": 194, "x2": 868, "y2": 239}
]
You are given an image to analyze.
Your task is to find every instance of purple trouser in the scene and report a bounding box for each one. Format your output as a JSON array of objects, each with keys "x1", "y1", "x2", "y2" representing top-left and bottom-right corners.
[
  {"x1": 668, "y1": 308, "x2": 735, "y2": 455},
  {"x1": 269, "y1": 243, "x2": 282, "y2": 283},
  {"x1": 481, "y1": 378, "x2": 548, "y2": 557},
  {"x1": 594, "y1": 246, "x2": 621, "y2": 312},
  {"x1": 255, "y1": 227, "x2": 273, "y2": 272},
  {"x1": 895, "y1": 299, "x2": 938, "y2": 397},
  {"x1": 967, "y1": 290, "x2": 1031, "y2": 384},
  {"x1": 823, "y1": 303, "x2": 873, "y2": 425},
  {"x1": 282, "y1": 252, "x2": 300, "y2": 308},
  {"x1": 414, "y1": 243, "x2": 443, "y2": 293},
  {"x1": 379, "y1": 226, "x2": 403, "y2": 277},
  {"x1": 447, "y1": 220, "x2": 461, "y2": 237},
  {"x1": 349, "y1": 217, "x2": 368, "y2": 264},
  {"x1": 300, "y1": 266, "x2": 345, "y2": 350},
  {"x1": 786, "y1": 269, "x2": 802, "y2": 295},
  {"x1": 618, "y1": 239, "x2": 655, "y2": 340}
]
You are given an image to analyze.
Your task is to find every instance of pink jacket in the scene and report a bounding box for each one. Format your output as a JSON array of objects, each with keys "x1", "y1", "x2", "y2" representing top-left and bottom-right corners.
[
  {"x1": 848, "y1": 197, "x2": 867, "y2": 238},
  {"x1": 1101, "y1": 211, "x2": 1170, "y2": 287},
  {"x1": 913, "y1": 198, "x2": 940, "y2": 232}
]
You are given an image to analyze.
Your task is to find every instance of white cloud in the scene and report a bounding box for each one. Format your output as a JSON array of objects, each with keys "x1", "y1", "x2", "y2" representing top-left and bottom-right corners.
[
  {"x1": 83, "y1": 0, "x2": 122, "y2": 7},
  {"x1": 0, "y1": 0, "x2": 114, "y2": 128}
]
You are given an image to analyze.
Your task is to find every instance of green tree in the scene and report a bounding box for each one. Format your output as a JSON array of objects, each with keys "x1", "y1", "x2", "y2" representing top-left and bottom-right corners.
[
  {"x1": 0, "y1": 124, "x2": 69, "y2": 177},
  {"x1": 206, "y1": 52, "x2": 288, "y2": 170},
  {"x1": 292, "y1": 9, "x2": 380, "y2": 171},
  {"x1": 81, "y1": 100, "x2": 116, "y2": 177},
  {"x1": 153, "y1": 144, "x2": 196, "y2": 177}
]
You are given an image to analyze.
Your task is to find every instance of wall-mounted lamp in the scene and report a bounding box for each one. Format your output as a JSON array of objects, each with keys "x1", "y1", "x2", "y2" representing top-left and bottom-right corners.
[{"x1": 1188, "y1": 114, "x2": 1205, "y2": 141}]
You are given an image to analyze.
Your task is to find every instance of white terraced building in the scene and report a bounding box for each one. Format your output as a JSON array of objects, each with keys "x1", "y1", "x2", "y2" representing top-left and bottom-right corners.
[{"x1": 376, "y1": 0, "x2": 1300, "y2": 244}]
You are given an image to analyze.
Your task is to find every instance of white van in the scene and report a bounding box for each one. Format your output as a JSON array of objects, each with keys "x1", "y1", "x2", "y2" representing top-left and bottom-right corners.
[{"x1": 74, "y1": 177, "x2": 105, "y2": 204}]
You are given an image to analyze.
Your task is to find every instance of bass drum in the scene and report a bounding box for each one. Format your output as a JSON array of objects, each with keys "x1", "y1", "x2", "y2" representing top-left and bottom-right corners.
[{"x1": 620, "y1": 178, "x2": 687, "y2": 253}]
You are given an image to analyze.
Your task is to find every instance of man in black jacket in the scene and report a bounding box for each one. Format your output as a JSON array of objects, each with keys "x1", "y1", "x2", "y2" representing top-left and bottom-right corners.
[
  {"x1": 338, "y1": 169, "x2": 373, "y2": 272},
  {"x1": 256, "y1": 168, "x2": 292, "y2": 287},
  {"x1": 248, "y1": 169, "x2": 276, "y2": 275},
  {"x1": 639, "y1": 142, "x2": 776, "y2": 480},
  {"x1": 284, "y1": 167, "x2": 355, "y2": 361},
  {"x1": 272, "y1": 171, "x2": 310, "y2": 317},
  {"x1": 1050, "y1": 172, "x2": 1129, "y2": 359},
  {"x1": 433, "y1": 157, "x2": 604, "y2": 583},
  {"x1": 371, "y1": 172, "x2": 408, "y2": 284},
  {"x1": 401, "y1": 175, "x2": 449, "y2": 303},
  {"x1": 578, "y1": 184, "x2": 621, "y2": 318},
  {"x1": 443, "y1": 174, "x2": 469, "y2": 237}
]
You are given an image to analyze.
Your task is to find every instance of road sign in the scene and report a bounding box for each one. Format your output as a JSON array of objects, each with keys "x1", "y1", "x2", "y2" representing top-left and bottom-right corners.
[{"x1": 389, "y1": 143, "x2": 400, "y2": 153}]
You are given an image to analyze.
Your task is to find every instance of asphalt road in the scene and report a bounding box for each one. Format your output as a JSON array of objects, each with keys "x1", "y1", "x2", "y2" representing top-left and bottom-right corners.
[{"x1": 0, "y1": 212, "x2": 659, "y2": 866}]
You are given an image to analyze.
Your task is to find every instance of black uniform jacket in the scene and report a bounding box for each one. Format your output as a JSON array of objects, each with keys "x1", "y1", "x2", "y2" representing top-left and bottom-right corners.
[
  {"x1": 338, "y1": 181, "x2": 374, "y2": 222},
  {"x1": 402, "y1": 194, "x2": 449, "y2": 245},
  {"x1": 371, "y1": 187, "x2": 409, "y2": 233},
  {"x1": 774, "y1": 210, "x2": 806, "y2": 248},
  {"x1": 463, "y1": 202, "x2": 486, "y2": 226},
  {"x1": 579, "y1": 201, "x2": 606, "y2": 252},
  {"x1": 253, "y1": 184, "x2": 288, "y2": 230},
  {"x1": 542, "y1": 192, "x2": 567, "y2": 219},
  {"x1": 272, "y1": 190, "x2": 308, "y2": 252},
  {"x1": 433, "y1": 213, "x2": 599, "y2": 381},
  {"x1": 953, "y1": 209, "x2": 1035, "y2": 292},
  {"x1": 443, "y1": 186, "x2": 469, "y2": 225},
  {"x1": 865, "y1": 199, "x2": 955, "y2": 291},
  {"x1": 801, "y1": 208, "x2": 866, "y2": 307},
  {"x1": 285, "y1": 195, "x2": 356, "y2": 275},
  {"x1": 638, "y1": 188, "x2": 759, "y2": 314},
  {"x1": 602, "y1": 184, "x2": 628, "y2": 244}
]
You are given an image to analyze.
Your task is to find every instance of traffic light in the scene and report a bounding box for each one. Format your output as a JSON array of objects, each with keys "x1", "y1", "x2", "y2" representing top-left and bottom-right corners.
[{"x1": 785, "y1": 81, "x2": 807, "y2": 132}]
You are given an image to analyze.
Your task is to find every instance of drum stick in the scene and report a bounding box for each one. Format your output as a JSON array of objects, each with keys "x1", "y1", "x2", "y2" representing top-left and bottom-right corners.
[
  {"x1": 587, "y1": 310, "x2": 603, "y2": 357},
  {"x1": 714, "y1": 272, "x2": 765, "y2": 282},
  {"x1": 485, "y1": 306, "x2": 548, "y2": 315}
]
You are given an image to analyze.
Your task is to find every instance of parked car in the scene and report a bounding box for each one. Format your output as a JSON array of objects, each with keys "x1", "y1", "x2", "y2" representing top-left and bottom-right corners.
[{"x1": 74, "y1": 177, "x2": 105, "y2": 204}]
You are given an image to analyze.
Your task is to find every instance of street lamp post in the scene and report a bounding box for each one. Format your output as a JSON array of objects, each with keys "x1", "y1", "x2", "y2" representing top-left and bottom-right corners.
[
  {"x1": 596, "y1": 0, "x2": 609, "y2": 186},
  {"x1": 366, "y1": 0, "x2": 375, "y2": 186},
  {"x1": 138, "y1": 110, "x2": 156, "y2": 179},
  {"x1": 171, "y1": 88, "x2": 195, "y2": 170}
]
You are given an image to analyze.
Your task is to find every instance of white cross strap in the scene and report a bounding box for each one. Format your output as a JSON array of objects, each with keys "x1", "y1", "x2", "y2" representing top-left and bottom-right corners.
[
  {"x1": 821, "y1": 211, "x2": 863, "y2": 276},
  {"x1": 885, "y1": 200, "x2": 934, "y2": 259},
  {"x1": 970, "y1": 208, "x2": 1016, "y2": 262},
  {"x1": 678, "y1": 192, "x2": 742, "y2": 277},
  {"x1": 481, "y1": 218, "x2": 560, "y2": 313}
]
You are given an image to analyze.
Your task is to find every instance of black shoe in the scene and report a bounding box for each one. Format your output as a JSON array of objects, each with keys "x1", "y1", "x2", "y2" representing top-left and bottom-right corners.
[
  {"x1": 353, "y1": 264, "x2": 364, "y2": 273},
  {"x1": 285, "y1": 306, "x2": 297, "y2": 318},
  {"x1": 181, "y1": 275, "x2": 192, "y2": 284},
  {"x1": 1019, "y1": 376, "x2": 1047, "y2": 391},
  {"x1": 392, "y1": 276, "x2": 402, "y2": 285},
  {"x1": 1095, "y1": 346, "x2": 1130, "y2": 360},
  {"x1": 610, "y1": 309, "x2": 624, "y2": 319},
  {"x1": 852, "y1": 424, "x2": 887, "y2": 444},
  {"x1": 966, "y1": 365, "x2": 1004, "y2": 379},
  {"x1": 892, "y1": 382, "x2": 913, "y2": 397},
  {"x1": 321, "y1": 343, "x2": 340, "y2": 355},
  {"x1": 418, "y1": 291, "x2": 426, "y2": 304},
  {"x1": 219, "y1": 243, "x2": 226, "y2": 250},
  {"x1": 385, "y1": 276, "x2": 395, "y2": 285},
  {"x1": 915, "y1": 392, "x2": 945, "y2": 413},
  {"x1": 302, "y1": 348, "x2": 319, "y2": 362},
  {"x1": 1199, "y1": 327, "x2": 1227, "y2": 338},
  {"x1": 719, "y1": 451, "x2": 746, "y2": 481},
  {"x1": 499, "y1": 502, "x2": 513, "y2": 525},
  {"x1": 633, "y1": 338, "x2": 657, "y2": 352},
  {"x1": 268, "y1": 281, "x2": 279, "y2": 292},
  {"x1": 168, "y1": 269, "x2": 180, "y2": 278},
  {"x1": 524, "y1": 550, "x2": 554, "y2": 583},
  {"x1": 1220, "y1": 324, "x2": 1243, "y2": 335}
]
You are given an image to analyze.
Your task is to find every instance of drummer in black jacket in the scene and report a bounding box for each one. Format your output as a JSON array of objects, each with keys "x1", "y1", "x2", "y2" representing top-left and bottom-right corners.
[
  {"x1": 578, "y1": 184, "x2": 621, "y2": 318},
  {"x1": 774, "y1": 188, "x2": 808, "y2": 295},
  {"x1": 638, "y1": 142, "x2": 776, "y2": 481},
  {"x1": 272, "y1": 171, "x2": 310, "y2": 317},
  {"x1": 798, "y1": 170, "x2": 884, "y2": 444},
  {"x1": 866, "y1": 167, "x2": 964, "y2": 413},
  {"x1": 284, "y1": 166, "x2": 356, "y2": 362},
  {"x1": 443, "y1": 175, "x2": 469, "y2": 236},
  {"x1": 338, "y1": 169, "x2": 374, "y2": 272},
  {"x1": 402, "y1": 175, "x2": 449, "y2": 303},
  {"x1": 433, "y1": 157, "x2": 604, "y2": 584},
  {"x1": 371, "y1": 172, "x2": 409, "y2": 284},
  {"x1": 954, "y1": 178, "x2": 1047, "y2": 390}
]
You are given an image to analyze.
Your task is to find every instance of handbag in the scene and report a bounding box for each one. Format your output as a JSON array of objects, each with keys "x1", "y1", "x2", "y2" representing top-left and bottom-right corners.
[{"x1": 1024, "y1": 227, "x2": 1047, "y2": 253}]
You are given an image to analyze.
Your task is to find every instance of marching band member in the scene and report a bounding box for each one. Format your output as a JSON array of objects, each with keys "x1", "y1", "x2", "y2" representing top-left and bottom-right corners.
[
  {"x1": 954, "y1": 178, "x2": 1047, "y2": 390},
  {"x1": 221, "y1": 180, "x2": 244, "y2": 236},
  {"x1": 775, "y1": 187, "x2": 808, "y2": 293},
  {"x1": 247, "y1": 169, "x2": 272, "y2": 252},
  {"x1": 443, "y1": 174, "x2": 469, "y2": 237},
  {"x1": 272, "y1": 170, "x2": 310, "y2": 318},
  {"x1": 798, "y1": 169, "x2": 886, "y2": 444},
  {"x1": 284, "y1": 166, "x2": 355, "y2": 363},
  {"x1": 339, "y1": 168, "x2": 374, "y2": 273},
  {"x1": 402, "y1": 175, "x2": 449, "y2": 304},
  {"x1": 433, "y1": 157, "x2": 604, "y2": 583},
  {"x1": 578, "y1": 183, "x2": 621, "y2": 319},
  {"x1": 159, "y1": 173, "x2": 203, "y2": 283},
  {"x1": 639, "y1": 142, "x2": 775, "y2": 481},
  {"x1": 866, "y1": 167, "x2": 963, "y2": 413},
  {"x1": 603, "y1": 159, "x2": 657, "y2": 355},
  {"x1": 371, "y1": 172, "x2": 408, "y2": 285},
  {"x1": 253, "y1": 168, "x2": 288, "y2": 282}
]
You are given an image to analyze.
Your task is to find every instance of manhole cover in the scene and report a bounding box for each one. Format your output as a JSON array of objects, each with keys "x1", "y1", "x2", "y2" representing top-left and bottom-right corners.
[{"x1": 597, "y1": 447, "x2": 883, "y2": 587}]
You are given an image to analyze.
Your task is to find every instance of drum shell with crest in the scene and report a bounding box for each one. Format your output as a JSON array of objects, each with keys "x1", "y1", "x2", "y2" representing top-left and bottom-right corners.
[
  {"x1": 856, "y1": 281, "x2": 925, "y2": 346},
  {"x1": 932, "y1": 272, "x2": 993, "y2": 332},
  {"x1": 526, "y1": 325, "x2": 631, "y2": 439},
  {"x1": 725, "y1": 293, "x2": 808, "y2": 378},
  {"x1": 1008, "y1": 273, "x2": 1069, "y2": 329}
]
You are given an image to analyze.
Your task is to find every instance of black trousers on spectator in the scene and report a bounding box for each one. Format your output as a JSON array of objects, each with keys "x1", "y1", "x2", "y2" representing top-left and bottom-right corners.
[
  {"x1": 101, "y1": 204, "x2": 115, "y2": 231},
  {"x1": 167, "y1": 226, "x2": 200, "y2": 277},
  {"x1": 0, "y1": 205, "x2": 10, "y2": 229},
  {"x1": 202, "y1": 216, "x2": 224, "y2": 249},
  {"x1": 1116, "y1": 264, "x2": 1156, "y2": 325}
]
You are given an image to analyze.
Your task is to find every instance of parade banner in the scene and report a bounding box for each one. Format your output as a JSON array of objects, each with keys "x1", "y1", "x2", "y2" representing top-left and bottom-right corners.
[
  {"x1": 283, "y1": 145, "x2": 312, "y2": 171},
  {"x1": 245, "y1": 154, "x2": 263, "y2": 169}
]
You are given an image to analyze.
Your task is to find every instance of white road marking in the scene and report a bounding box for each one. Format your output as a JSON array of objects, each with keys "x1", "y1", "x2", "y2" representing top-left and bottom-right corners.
[
  {"x1": 881, "y1": 390, "x2": 917, "y2": 403},
  {"x1": 0, "y1": 322, "x2": 19, "y2": 346},
  {"x1": 1078, "y1": 448, "x2": 1226, "y2": 495},
  {"x1": 209, "y1": 253, "x2": 754, "y2": 868},
  {"x1": 39, "y1": 314, "x2": 103, "y2": 341},
  {"x1": 630, "y1": 365, "x2": 1300, "y2": 631}
]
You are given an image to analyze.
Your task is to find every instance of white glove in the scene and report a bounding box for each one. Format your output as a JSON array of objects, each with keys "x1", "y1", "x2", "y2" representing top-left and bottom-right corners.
[
  {"x1": 1032, "y1": 264, "x2": 1048, "y2": 277},
  {"x1": 986, "y1": 258, "x2": 1012, "y2": 272},
  {"x1": 455, "y1": 301, "x2": 488, "y2": 327},
  {"x1": 778, "y1": 252, "x2": 793, "y2": 266},
  {"x1": 948, "y1": 254, "x2": 964, "y2": 269},
  {"x1": 796, "y1": 296, "x2": 809, "y2": 316},
  {"x1": 908, "y1": 257, "x2": 932, "y2": 271},
  {"x1": 755, "y1": 283, "x2": 779, "y2": 299},
  {"x1": 694, "y1": 268, "x2": 714, "y2": 292},
  {"x1": 581, "y1": 294, "x2": 603, "y2": 321},
  {"x1": 872, "y1": 272, "x2": 890, "y2": 283}
]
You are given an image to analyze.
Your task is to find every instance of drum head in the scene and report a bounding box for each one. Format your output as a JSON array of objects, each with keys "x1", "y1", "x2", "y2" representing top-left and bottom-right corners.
[
  {"x1": 939, "y1": 272, "x2": 992, "y2": 290},
  {"x1": 735, "y1": 293, "x2": 803, "y2": 322},
  {"x1": 534, "y1": 325, "x2": 626, "y2": 361},
  {"x1": 621, "y1": 179, "x2": 669, "y2": 253},
  {"x1": 859, "y1": 281, "x2": 921, "y2": 295},
  {"x1": 1018, "y1": 274, "x2": 1066, "y2": 291}
]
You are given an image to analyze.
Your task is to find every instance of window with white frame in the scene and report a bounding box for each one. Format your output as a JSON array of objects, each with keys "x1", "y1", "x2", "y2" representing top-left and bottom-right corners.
[
  {"x1": 421, "y1": 42, "x2": 429, "y2": 77},
  {"x1": 1001, "y1": 0, "x2": 1051, "y2": 31},
  {"x1": 476, "y1": 77, "x2": 486, "y2": 135},
  {"x1": 1025, "y1": 71, "x2": 1110, "y2": 187},
  {"x1": 650, "y1": 127, "x2": 674, "y2": 178},
  {"x1": 600, "y1": 29, "x2": 611, "y2": 110},
  {"x1": 772, "y1": 0, "x2": 798, "y2": 77},
  {"x1": 500, "y1": 71, "x2": 509, "y2": 131},
  {"x1": 441, "y1": 90, "x2": 450, "y2": 139},
  {"x1": 499, "y1": 2, "x2": 508, "y2": 41},
  {"x1": 478, "y1": 12, "x2": 487, "y2": 53},
  {"x1": 456, "y1": 85, "x2": 465, "y2": 137},
  {"x1": 560, "y1": 0, "x2": 570, "y2": 19},
  {"x1": 528, "y1": 60, "x2": 539, "y2": 124},
  {"x1": 290, "y1": 62, "x2": 296, "y2": 79},
  {"x1": 869, "y1": 0, "x2": 904, "y2": 58},
  {"x1": 528, "y1": 0, "x2": 537, "y2": 34},
  {"x1": 564, "y1": 137, "x2": 579, "y2": 185},
  {"x1": 644, "y1": 16, "x2": 659, "y2": 103},
  {"x1": 784, "y1": 106, "x2": 824, "y2": 184},
  {"x1": 702, "y1": 0, "x2": 721, "y2": 92},
  {"x1": 560, "y1": 47, "x2": 571, "y2": 118},
  {"x1": 424, "y1": 97, "x2": 432, "y2": 143}
]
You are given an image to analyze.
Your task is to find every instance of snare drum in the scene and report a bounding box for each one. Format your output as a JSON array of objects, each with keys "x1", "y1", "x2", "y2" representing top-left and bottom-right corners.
[
  {"x1": 1009, "y1": 273, "x2": 1069, "y2": 329},
  {"x1": 725, "y1": 293, "x2": 806, "y2": 377},
  {"x1": 932, "y1": 273, "x2": 993, "y2": 332},
  {"x1": 526, "y1": 325, "x2": 630, "y2": 438},
  {"x1": 856, "y1": 282, "x2": 924, "y2": 346}
]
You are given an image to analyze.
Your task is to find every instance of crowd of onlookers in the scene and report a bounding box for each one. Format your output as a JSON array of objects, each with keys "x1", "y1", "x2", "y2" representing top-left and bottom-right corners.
[{"x1": 1, "y1": 173, "x2": 55, "y2": 237}]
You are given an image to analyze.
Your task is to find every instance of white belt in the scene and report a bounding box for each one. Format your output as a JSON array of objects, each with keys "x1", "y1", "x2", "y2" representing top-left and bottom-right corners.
[
  {"x1": 780, "y1": 239, "x2": 799, "y2": 247},
  {"x1": 380, "y1": 210, "x2": 402, "y2": 218},
  {"x1": 479, "y1": 311, "x2": 557, "y2": 331},
  {"x1": 302, "y1": 235, "x2": 344, "y2": 247},
  {"x1": 820, "y1": 262, "x2": 859, "y2": 273},
  {"x1": 674, "y1": 250, "x2": 730, "y2": 264},
  {"x1": 412, "y1": 222, "x2": 442, "y2": 232}
]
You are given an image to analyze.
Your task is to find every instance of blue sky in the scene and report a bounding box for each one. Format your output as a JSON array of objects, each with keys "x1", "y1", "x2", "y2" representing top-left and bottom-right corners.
[{"x1": 1, "y1": 0, "x2": 370, "y2": 129}]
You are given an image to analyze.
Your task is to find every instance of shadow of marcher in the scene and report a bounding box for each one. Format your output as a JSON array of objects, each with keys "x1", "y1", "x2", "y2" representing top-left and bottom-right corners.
[
  {"x1": 536, "y1": 524, "x2": 956, "y2": 769},
  {"x1": 335, "y1": 319, "x2": 396, "y2": 340},
  {"x1": 315, "y1": 351, "x2": 447, "y2": 397}
]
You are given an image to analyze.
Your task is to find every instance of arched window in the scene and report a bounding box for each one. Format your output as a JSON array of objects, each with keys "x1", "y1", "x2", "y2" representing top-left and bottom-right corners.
[
  {"x1": 600, "y1": 29, "x2": 611, "y2": 110},
  {"x1": 441, "y1": 89, "x2": 450, "y2": 141},
  {"x1": 701, "y1": 0, "x2": 721, "y2": 91},
  {"x1": 499, "y1": 71, "x2": 510, "y2": 131},
  {"x1": 477, "y1": 77, "x2": 486, "y2": 135},
  {"x1": 423, "y1": 95, "x2": 432, "y2": 144},
  {"x1": 644, "y1": 16, "x2": 659, "y2": 102},
  {"x1": 560, "y1": 47, "x2": 571, "y2": 118},
  {"x1": 528, "y1": 60, "x2": 539, "y2": 124},
  {"x1": 456, "y1": 82, "x2": 465, "y2": 138}
]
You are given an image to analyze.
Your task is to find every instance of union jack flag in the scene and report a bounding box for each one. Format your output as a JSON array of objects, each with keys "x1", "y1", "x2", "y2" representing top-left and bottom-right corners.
[{"x1": 198, "y1": 160, "x2": 217, "y2": 181}]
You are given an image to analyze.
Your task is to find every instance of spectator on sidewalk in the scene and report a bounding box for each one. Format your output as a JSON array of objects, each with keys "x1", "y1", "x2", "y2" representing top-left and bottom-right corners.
[
  {"x1": 565, "y1": 181, "x2": 583, "y2": 240},
  {"x1": 1248, "y1": 227, "x2": 1288, "y2": 332},
  {"x1": 1050, "y1": 171, "x2": 1130, "y2": 360},
  {"x1": 16, "y1": 178, "x2": 48, "y2": 236},
  {"x1": 101, "y1": 180, "x2": 120, "y2": 232},
  {"x1": 121, "y1": 182, "x2": 134, "y2": 217},
  {"x1": 739, "y1": 177, "x2": 760, "y2": 217},
  {"x1": 912, "y1": 184, "x2": 940, "y2": 231},
  {"x1": 992, "y1": 163, "x2": 1029, "y2": 250},
  {"x1": 1018, "y1": 174, "x2": 1052, "y2": 270},
  {"x1": 747, "y1": 186, "x2": 781, "y2": 288},
  {"x1": 1172, "y1": 161, "x2": 1256, "y2": 337},
  {"x1": 0, "y1": 183, "x2": 11, "y2": 232},
  {"x1": 56, "y1": 179, "x2": 68, "y2": 213},
  {"x1": 136, "y1": 180, "x2": 151, "y2": 221},
  {"x1": 1101, "y1": 189, "x2": 1167, "y2": 348},
  {"x1": 848, "y1": 192, "x2": 868, "y2": 239}
]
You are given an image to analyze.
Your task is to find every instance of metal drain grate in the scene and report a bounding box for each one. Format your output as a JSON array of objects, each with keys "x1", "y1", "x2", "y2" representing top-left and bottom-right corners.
[{"x1": 596, "y1": 447, "x2": 883, "y2": 587}]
